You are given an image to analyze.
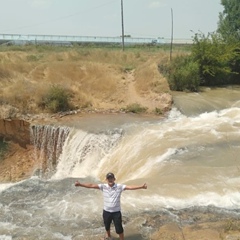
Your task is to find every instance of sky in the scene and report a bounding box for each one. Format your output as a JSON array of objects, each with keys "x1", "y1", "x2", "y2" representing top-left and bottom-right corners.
[{"x1": 0, "y1": 0, "x2": 224, "y2": 40}]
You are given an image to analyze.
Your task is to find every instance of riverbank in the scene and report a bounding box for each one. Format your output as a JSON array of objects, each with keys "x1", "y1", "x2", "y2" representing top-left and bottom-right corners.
[
  {"x1": 0, "y1": 46, "x2": 173, "y2": 119},
  {"x1": 80, "y1": 206, "x2": 240, "y2": 239},
  {"x1": 0, "y1": 46, "x2": 173, "y2": 182},
  {"x1": 149, "y1": 206, "x2": 240, "y2": 240},
  {"x1": 53, "y1": 206, "x2": 240, "y2": 239}
]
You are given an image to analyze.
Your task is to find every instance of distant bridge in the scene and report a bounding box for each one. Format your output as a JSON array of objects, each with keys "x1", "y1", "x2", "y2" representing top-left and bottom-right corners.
[{"x1": 0, "y1": 33, "x2": 193, "y2": 45}]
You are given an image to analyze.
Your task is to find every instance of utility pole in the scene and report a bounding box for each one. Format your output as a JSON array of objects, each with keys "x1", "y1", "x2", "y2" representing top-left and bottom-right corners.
[
  {"x1": 170, "y1": 8, "x2": 173, "y2": 61},
  {"x1": 121, "y1": 0, "x2": 125, "y2": 51}
]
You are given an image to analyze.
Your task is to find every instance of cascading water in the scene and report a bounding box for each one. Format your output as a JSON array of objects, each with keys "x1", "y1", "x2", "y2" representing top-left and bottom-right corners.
[
  {"x1": 30, "y1": 125, "x2": 71, "y2": 178},
  {"x1": 52, "y1": 128, "x2": 123, "y2": 179},
  {"x1": 1, "y1": 86, "x2": 240, "y2": 239},
  {"x1": 30, "y1": 124, "x2": 123, "y2": 180}
]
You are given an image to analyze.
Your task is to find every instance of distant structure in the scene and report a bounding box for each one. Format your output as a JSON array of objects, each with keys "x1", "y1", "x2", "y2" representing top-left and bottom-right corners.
[{"x1": 0, "y1": 33, "x2": 193, "y2": 46}]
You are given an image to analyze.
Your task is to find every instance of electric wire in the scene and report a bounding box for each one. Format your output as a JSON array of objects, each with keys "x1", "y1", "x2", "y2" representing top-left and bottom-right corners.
[{"x1": 1, "y1": 0, "x2": 118, "y2": 33}]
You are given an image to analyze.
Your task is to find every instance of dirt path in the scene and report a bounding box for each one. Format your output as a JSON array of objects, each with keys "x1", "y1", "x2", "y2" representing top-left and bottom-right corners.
[
  {"x1": 126, "y1": 70, "x2": 139, "y2": 103},
  {"x1": 119, "y1": 69, "x2": 172, "y2": 113}
]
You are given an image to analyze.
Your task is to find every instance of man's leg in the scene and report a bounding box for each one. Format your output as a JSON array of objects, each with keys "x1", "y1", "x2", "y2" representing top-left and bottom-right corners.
[
  {"x1": 103, "y1": 210, "x2": 113, "y2": 238},
  {"x1": 119, "y1": 232, "x2": 124, "y2": 240},
  {"x1": 112, "y1": 211, "x2": 124, "y2": 240},
  {"x1": 106, "y1": 230, "x2": 111, "y2": 238}
]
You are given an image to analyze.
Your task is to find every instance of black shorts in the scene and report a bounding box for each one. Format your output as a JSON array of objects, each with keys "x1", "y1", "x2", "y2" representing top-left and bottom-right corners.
[{"x1": 102, "y1": 210, "x2": 123, "y2": 234}]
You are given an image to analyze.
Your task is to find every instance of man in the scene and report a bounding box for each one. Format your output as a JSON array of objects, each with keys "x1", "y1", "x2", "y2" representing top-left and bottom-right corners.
[{"x1": 75, "y1": 172, "x2": 147, "y2": 240}]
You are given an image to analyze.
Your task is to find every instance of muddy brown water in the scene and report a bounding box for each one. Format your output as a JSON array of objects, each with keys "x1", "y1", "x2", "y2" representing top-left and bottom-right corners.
[{"x1": 1, "y1": 86, "x2": 240, "y2": 239}]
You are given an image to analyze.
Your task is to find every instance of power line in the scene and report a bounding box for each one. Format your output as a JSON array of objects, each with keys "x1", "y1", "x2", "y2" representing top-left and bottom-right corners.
[{"x1": 2, "y1": 0, "x2": 117, "y2": 33}]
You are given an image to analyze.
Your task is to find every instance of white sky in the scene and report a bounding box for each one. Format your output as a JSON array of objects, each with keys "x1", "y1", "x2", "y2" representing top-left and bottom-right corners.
[{"x1": 0, "y1": 0, "x2": 224, "y2": 40}]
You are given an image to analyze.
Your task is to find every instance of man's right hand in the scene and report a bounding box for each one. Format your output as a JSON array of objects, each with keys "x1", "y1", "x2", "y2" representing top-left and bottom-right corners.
[{"x1": 75, "y1": 181, "x2": 81, "y2": 187}]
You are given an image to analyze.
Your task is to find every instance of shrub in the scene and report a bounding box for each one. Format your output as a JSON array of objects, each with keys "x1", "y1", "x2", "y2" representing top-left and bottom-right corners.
[
  {"x1": 38, "y1": 85, "x2": 73, "y2": 113},
  {"x1": 166, "y1": 55, "x2": 201, "y2": 92},
  {"x1": 0, "y1": 139, "x2": 8, "y2": 160},
  {"x1": 192, "y1": 32, "x2": 240, "y2": 85},
  {"x1": 124, "y1": 103, "x2": 147, "y2": 113},
  {"x1": 26, "y1": 54, "x2": 42, "y2": 62},
  {"x1": 155, "y1": 107, "x2": 162, "y2": 115},
  {"x1": 122, "y1": 65, "x2": 135, "y2": 72}
]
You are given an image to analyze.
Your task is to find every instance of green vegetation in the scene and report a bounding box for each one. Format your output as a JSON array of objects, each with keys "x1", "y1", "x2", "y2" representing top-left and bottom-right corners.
[
  {"x1": 38, "y1": 85, "x2": 73, "y2": 113},
  {"x1": 123, "y1": 103, "x2": 148, "y2": 113},
  {"x1": 192, "y1": 32, "x2": 239, "y2": 85},
  {"x1": 164, "y1": 0, "x2": 240, "y2": 92},
  {"x1": 0, "y1": 41, "x2": 191, "y2": 54},
  {"x1": 217, "y1": 0, "x2": 240, "y2": 43},
  {"x1": 122, "y1": 65, "x2": 135, "y2": 72},
  {"x1": 0, "y1": 139, "x2": 8, "y2": 160},
  {"x1": 162, "y1": 55, "x2": 201, "y2": 91},
  {"x1": 155, "y1": 107, "x2": 163, "y2": 115},
  {"x1": 26, "y1": 54, "x2": 43, "y2": 62}
]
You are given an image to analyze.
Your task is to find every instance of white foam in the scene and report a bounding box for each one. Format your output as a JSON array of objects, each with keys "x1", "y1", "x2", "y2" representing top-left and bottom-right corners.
[
  {"x1": 52, "y1": 129, "x2": 122, "y2": 179},
  {"x1": 0, "y1": 235, "x2": 12, "y2": 240},
  {"x1": 122, "y1": 191, "x2": 240, "y2": 210},
  {"x1": 0, "y1": 183, "x2": 15, "y2": 192},
  {"x1": 155, "y1": 148, "x2": 179, "y2": 163},
  {"x1": 166, "y1": 107, "x2": 185, "y2": 120}
]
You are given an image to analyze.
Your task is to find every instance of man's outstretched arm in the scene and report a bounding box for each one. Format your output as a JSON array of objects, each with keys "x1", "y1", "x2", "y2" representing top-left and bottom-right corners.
[
  {"x1": 125, "y1": 183, "x2": 147, "y2": 190},
  {"x1": 75, "y1": 181, "x2": 99, "y2": 189}
]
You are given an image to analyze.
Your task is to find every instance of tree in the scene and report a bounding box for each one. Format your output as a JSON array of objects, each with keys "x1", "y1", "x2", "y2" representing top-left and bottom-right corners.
[
  {"x1": 217, "y1": 0, "x2": 240, "y2": 83},
  {"x1": 161, "y1": 54, "x2": 201, "y2": 92},
  {"x1": 192, "y1": 32, "x2": 239, "y2": 85},
  {"x1": 217, "y1": 0, "x2": 240, "y2": 42},
  {"x1": 164, "y1": 0, "x2": 240, "y2": 91}
]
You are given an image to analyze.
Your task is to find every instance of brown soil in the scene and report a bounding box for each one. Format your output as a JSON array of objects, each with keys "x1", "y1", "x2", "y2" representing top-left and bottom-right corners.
[{"x1": 0, "y1": 142, "x2": 35, "y2": 182}]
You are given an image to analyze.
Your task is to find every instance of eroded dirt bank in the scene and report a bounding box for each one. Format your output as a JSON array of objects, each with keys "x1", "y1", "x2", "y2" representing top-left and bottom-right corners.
[
  {"x1": 0, "y1": 118, "x2": 35, "y2": 182},
  {"x1": 0, "y1": 118, "x2": 30, "y2": 147}
]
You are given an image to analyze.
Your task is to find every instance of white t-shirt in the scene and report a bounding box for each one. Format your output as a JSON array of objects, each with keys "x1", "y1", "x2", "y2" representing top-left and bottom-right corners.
[{"x1": 98, "y1": 183, "x2": 126, "y2": 212}]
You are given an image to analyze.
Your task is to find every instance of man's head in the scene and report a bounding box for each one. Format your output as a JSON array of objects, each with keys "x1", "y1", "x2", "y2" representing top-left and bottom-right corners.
[
  {"x1": 106, "y1": 172, "x2": 115, "y2": 187},
  {"x1": 106, "y1": 172, "x2": 115, "y2": 180},
  {"x1": 106, "y1": 172, "x2": 115, "y2": 186}
]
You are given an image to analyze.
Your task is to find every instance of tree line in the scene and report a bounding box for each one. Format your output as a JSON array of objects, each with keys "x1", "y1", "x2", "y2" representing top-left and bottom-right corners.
[{"x1": 163, "y1": 0, "x2": 240, "y2": 91}]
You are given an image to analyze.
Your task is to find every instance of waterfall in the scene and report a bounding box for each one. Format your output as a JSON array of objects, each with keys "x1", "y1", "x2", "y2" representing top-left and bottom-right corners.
[
  {"x1": 30, "y1": 125, "x2": 70, "y2": 178},
  {"x1": 52, "y1": 128, "x2": 124, "y2": 179},
  {"x1": 30, "y1": 124, "x2": 124, "y2": 179}
]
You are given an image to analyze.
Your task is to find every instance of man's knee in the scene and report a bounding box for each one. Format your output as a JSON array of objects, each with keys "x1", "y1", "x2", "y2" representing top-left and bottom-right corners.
[{"x1": 116, "y1": 228, "x2": 124, "y2": 234}]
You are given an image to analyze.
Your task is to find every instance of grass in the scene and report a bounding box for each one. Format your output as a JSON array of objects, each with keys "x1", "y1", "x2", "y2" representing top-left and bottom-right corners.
[
  {"x1": 0, "y1": 44, "x2": 188, "y2": 115},
  {"x1": 0, "y1": 42, "x2": 191, "y2": 54}
]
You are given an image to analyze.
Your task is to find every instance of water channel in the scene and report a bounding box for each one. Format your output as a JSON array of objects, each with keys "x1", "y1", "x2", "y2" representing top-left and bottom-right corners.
[{"x1": 0, "y1": 86, "x2": 240, "y2": 239}]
